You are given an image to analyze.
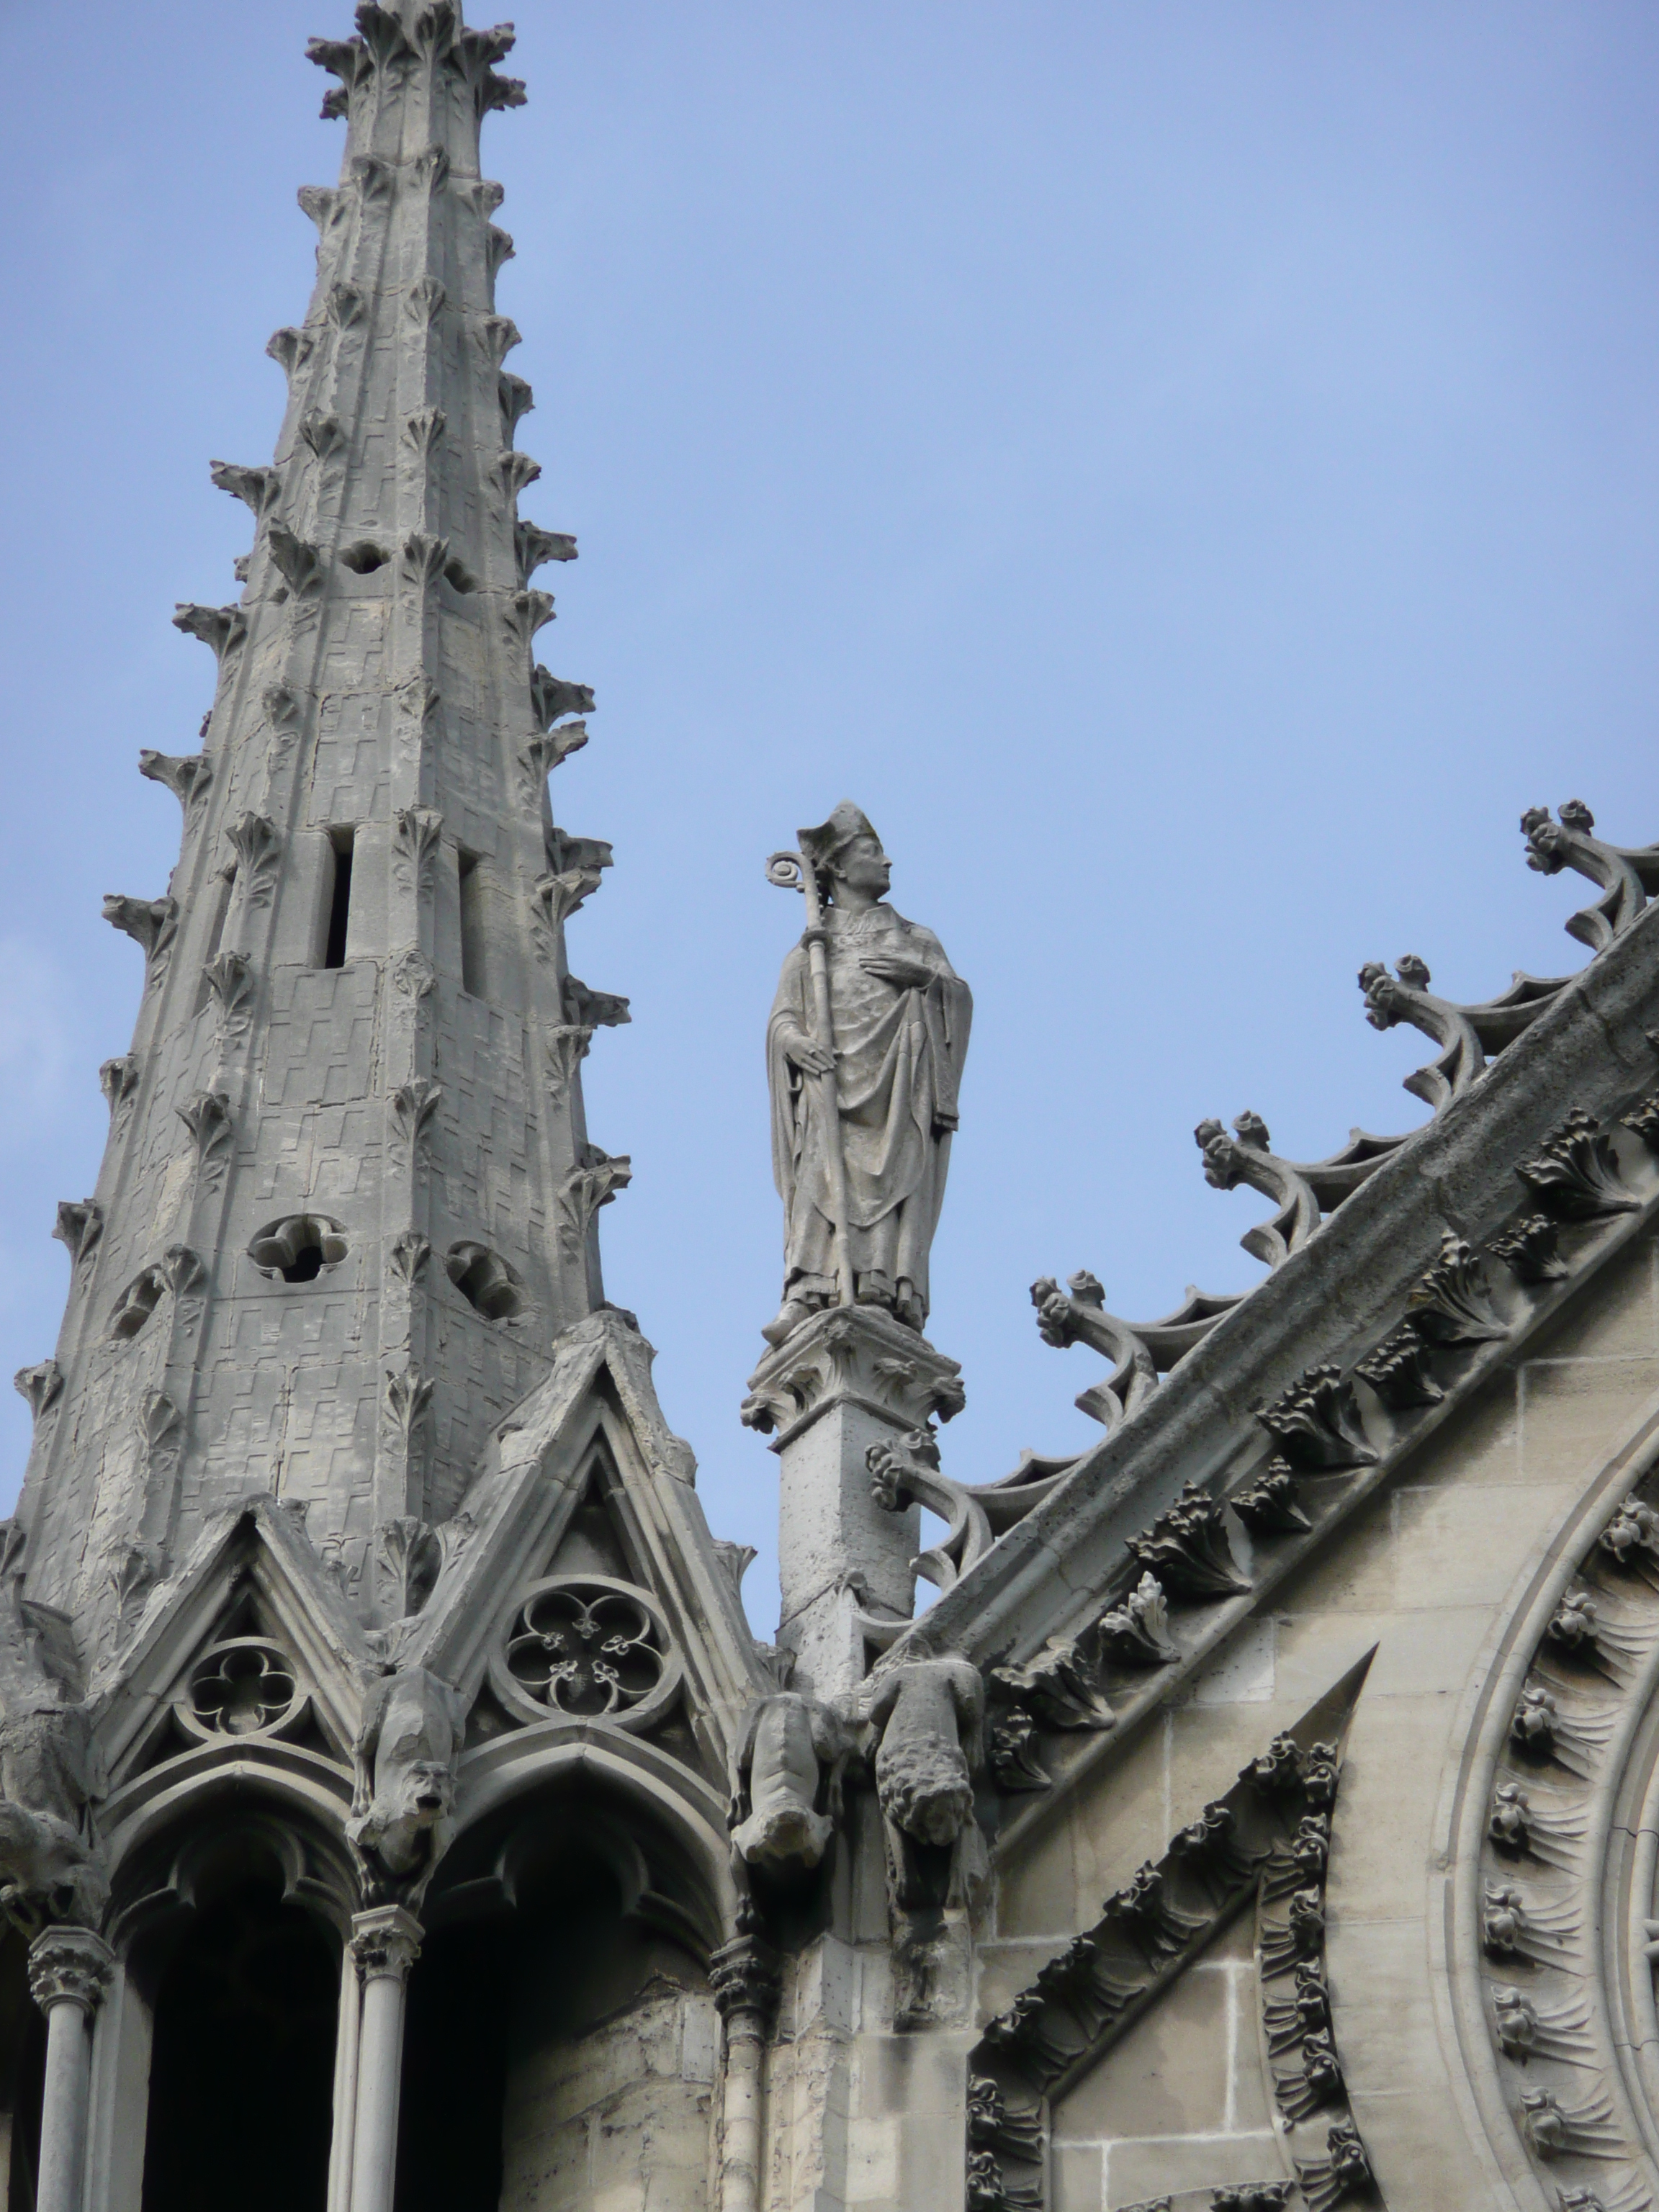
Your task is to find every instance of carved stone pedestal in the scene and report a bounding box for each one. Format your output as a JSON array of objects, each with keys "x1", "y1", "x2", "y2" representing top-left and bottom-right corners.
[{"x1": 743, "y1": 1307, "x2": 964, "y2": 1699}]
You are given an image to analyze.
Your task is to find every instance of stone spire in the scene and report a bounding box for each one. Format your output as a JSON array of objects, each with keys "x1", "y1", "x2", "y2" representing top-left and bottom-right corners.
[{"x1": 12, "y1": 1, "x2": 626, "y2": 1647}]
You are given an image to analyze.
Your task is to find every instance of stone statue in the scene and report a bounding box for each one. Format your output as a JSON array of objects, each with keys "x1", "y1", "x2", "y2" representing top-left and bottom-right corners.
[
  {"x1": 348, "y1": 1665, "x2": 467, "y2": 1905},
  {"x1": 864, "y1": 1653, "x2": 986, "y2": 1911},
  {"x1": 727, "y1": 1691, "x2": 849, "y2": 1877},
  {"x1": 765, "y1": 804, "x2": 971, "y2": 1347}
]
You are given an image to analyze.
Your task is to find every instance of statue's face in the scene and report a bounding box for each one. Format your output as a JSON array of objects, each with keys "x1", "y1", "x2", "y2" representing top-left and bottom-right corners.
[{"x1": 833, "y1": 834, "x2": 891, "y2": 896}]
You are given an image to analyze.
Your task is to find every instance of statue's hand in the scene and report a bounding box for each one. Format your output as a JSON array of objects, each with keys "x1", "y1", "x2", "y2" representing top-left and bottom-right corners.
[
  {"x1": 784, "y1": 1031, "x2": 836, "y2": 1078},
  {"x1": 860, "y1": 955, "x2": 934, "y2": 992}
]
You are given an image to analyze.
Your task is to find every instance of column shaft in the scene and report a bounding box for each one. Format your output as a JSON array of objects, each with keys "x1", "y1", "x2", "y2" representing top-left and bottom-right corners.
[
  {"x1": 717, "y1": 2015, "x2": 765, "y2": 2212},
  {"x1": 27, "y1": 1928, "x2": 114, "y2": 2212},
  {"x1": 346, "y1": 1905, "x2": 421, "y2": 2212}
]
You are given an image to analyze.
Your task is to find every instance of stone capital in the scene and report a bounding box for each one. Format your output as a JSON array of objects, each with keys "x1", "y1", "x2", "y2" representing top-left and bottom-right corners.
[
  {"x1": 350, "y1": 1902, "x2": 423, "y2": 1984},
  {"x1": 742, "y1": 1305, "x2": 964, "y2": 1450},
  {"x1": 709, "y1": 1933, "x2": 781, "y2": 2026},
  {"x1": 27, "y1": 1925, "x2": 114, "y2": 2016}
]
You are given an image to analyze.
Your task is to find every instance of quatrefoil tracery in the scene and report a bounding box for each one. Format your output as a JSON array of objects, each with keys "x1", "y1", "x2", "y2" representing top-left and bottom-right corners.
[
  {"x1": 490, "y1": 1574, "x2": 681, "y2": 1733},
  {"x1": 176, "y1": 1637, "x2": 307, "y2": 1744}
]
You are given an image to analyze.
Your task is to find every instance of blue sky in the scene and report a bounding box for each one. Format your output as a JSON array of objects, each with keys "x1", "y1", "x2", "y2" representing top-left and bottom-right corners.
[{"x1": 1, "y1": 2, "x2": 1655, "y2": 1629}]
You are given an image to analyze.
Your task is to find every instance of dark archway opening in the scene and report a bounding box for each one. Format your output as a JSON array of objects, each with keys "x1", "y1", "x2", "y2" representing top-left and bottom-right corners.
[
  {"x1": 396, "y1": 1801, "x2": 716, "y2": 2212},
  {"x1": 0, "y1": 1925, "x2": 45, "y2": 2208},
  {"x1": 140, "y1": 1880, "x2": 338, "y2": 2212}
]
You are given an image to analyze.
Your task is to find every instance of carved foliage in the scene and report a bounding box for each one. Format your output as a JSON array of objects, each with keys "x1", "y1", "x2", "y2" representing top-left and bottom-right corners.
[
  {"x1": 401, "y1": 410, "x2": 446, "y2": 464},
  {"x1": 1256, "y1": 1364, "x2": 1377, "y2": 1473},
  {"x1": 1490, "y1": 1213, "x2": 1568, "y2": 1285},
  {"x1": 504, "y1": 588, "x2": 554, "y2": 651},
  {"x1": 1403, "y1": 1230, "x2": 1508, "y2": 1346},
  {"x1": 495, "y1": 449, "x2": 541, "y2": 500},
  {"x1": 1095, "y1": 1572, "x2": 1181, "y2": 1665},
  {"x1": 531, "y1": 667, "x2": 595, "y2": 730},
  {"x1": 516, "y1": 521, "x2": 577, "y2": 581},
  {"x1": 171, "y1": 602, "x2": 246, "y2": 662},
  {"x1": 391, "y1": 805, "x2": 444, "y2": 896},
  {"x1": 970, "y1": 1727, "x2": 1348, "y2": 2212},
  {"x1": 388, "y1": 1080, "x2": 441, "y2": 1164},
  {"x1": 224, "y1": 813, "x2": 280, "y2": 908},
  {"x1": 52, "y1": 1201, "x2": 102, "y2": 1269},
  {"x1": 102, "y1": 895, "x2": 177, "y2": 974},
  {"x1": 1517, "y1": 1108, "x2": 1640, "y2": 1223},
  {"x1": 562, "y1": 975, "x2": 630, "y2": 1029},
  {"x1": 266, "y1": 523, "x2": 323, "y2": 598},
  {"x1": 208, "y1": 459, "x2": 279, "y2": 515},
  {"x1": 13, "y1": 1362, "x2": 63, "y2": 1424},
  {"x1": 541, "y1": 1025, "x2": 593, "y2": 1108},
  {"x1": 138, "y1": 749, "x2": 213, "y2": 813},
  {"x1": 555, "y1": 1147, "x2": 631, "y2": 1259},
  {"x1": 1125, "y1": 1483, "x2": 1249, "y2": 1598},
  {"x1": 99, "y1": 1055, "x2": 140, "y2": 1123},
  {"x1": 176, "y1": 1092, "x2": 233, "y2": 1184},
  {"x1": 518, "y1": 724, "x2": 589, "y2": 804}
]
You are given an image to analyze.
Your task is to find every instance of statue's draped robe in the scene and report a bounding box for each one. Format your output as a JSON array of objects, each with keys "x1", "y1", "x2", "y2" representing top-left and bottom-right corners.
[{"x1": 768, "y1": 903, "x2": 971, "y2": 1320}]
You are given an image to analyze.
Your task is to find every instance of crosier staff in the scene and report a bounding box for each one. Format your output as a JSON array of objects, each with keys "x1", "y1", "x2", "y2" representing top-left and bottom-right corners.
[{"x1": 766, "y1": 845, "x2": 857, "y2": 1310}]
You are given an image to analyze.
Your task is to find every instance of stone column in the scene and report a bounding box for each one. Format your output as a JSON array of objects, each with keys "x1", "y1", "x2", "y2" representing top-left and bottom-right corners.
[
  {"x1": 326, "y1": 1943, "x2": 362, "y2": 2212},
  {"x1": 347, "y1": 1905, "x2": 421, "y2": 2212},
  {"x1": 27, "y1": 1925, "x2": 114, "y2": 2212},
  {"x1": 709, "y1": 1933, "x2": 781, "y2": 2212},
  {"x1": 742, "y1": 1306, "x2": 964, "y2": 1699}
]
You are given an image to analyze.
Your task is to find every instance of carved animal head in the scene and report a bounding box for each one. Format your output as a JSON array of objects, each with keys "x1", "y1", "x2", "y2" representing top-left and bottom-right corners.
[{"x1": 351, "y1": 1758, "x2": 455, "y2": 1879}]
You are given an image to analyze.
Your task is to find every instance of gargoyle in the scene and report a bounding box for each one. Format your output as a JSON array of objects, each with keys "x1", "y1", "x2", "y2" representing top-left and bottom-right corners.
[
  {"x1": 348, "y1": 1666, "x2": 467, "y2": 1906},
  {"x1": 864, "y1": 1653, "x2": 986, "y2": 1912},
  {"x1": 0, "y1": 1703, "x2": 109, "y2": 1935},
  {"x1": 727, "y1": 1691, "x2": 849, "y2": 1880}
]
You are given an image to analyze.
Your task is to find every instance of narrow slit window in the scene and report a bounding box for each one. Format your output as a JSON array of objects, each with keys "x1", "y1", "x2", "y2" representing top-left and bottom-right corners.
[
  {"x1": 323, "y1": 830, "x2": 355, "y2": 968},
  {"x1": 458, "y1": 850, "x2": 487, "y2": 1000}
]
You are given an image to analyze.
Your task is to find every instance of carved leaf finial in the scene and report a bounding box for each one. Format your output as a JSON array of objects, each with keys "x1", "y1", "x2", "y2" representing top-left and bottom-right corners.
[
  {"x1": 171, "y1": 603, "x2": 247, "y2": 662},
  {"x1": 138, "y1": 750, "x2": 213, "y2": 811}
]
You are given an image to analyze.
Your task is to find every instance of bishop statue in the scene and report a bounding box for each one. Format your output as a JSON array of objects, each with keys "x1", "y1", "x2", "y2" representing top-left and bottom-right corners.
[{"x1": 764, "y1": 804, "x2": 972, "y2": 1346}]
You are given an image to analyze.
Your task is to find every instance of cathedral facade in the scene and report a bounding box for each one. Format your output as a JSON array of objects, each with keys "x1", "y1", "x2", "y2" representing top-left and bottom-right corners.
[{"x1": 4, "y1": 7, "x2": 1659, "y2": 2211}]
